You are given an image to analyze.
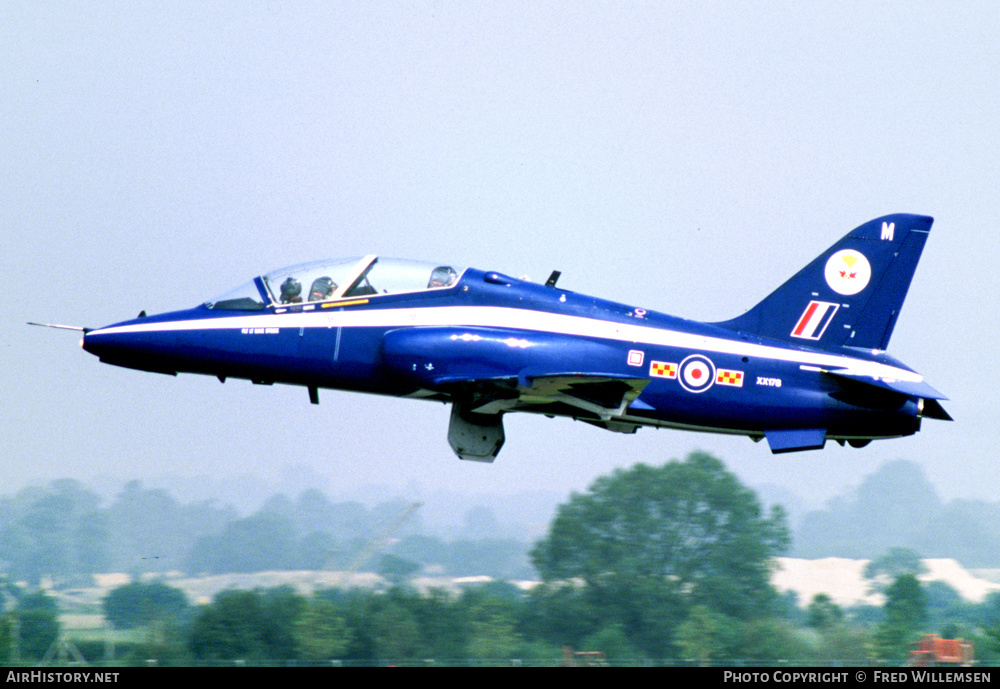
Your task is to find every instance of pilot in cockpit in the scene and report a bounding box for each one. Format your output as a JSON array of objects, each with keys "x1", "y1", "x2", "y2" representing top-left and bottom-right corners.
[
  {"x1": 309, "y1": 276, "x2": 336, "y2": 302},
  {"x1": 279, "y1": 277, "x2": 303, "y2": 304},
  {"x1": 428, "y1": 266, "x2": 458, "y2": 289}
]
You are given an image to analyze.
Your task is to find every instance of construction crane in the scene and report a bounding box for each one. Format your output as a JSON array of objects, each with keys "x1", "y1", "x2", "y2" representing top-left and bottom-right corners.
[{"x1": 325, "y1": 501, "x2": 422, "y2": 589}]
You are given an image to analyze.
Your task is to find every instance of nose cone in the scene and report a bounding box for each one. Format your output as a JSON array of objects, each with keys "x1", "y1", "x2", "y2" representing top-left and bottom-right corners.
[
  {"x1": 81, "y1": 324, "x2": 122, "y2": 358},
  {"x1": 82, "y1": 319, "x2": 180, "y2": 375}
]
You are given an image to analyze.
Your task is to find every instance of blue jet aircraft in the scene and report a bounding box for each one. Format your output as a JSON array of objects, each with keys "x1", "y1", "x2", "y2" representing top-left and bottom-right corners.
[{"x1": 40, "y1": 213, "x2": 950, "y2": 461}]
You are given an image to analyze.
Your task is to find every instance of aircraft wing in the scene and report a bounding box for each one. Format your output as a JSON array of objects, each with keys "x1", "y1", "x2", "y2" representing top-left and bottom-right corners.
[
  {"x1": 430, "y1": 371, "x2": 650, "y2": 462},
  {"x1": 463, "y1": 373, "x2": 649, "y2": 423}
]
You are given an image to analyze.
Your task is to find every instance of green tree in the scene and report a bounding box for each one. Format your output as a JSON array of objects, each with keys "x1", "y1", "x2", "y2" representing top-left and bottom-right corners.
[
  {"x1": 260, "y1": 586, "x2": 305, "y2": 660},
  {"x1": 0, "y1": 614, "x2": 13, "y2": 663},
  {"x1": 740, "y1": 617, "x2": 813, "y2": 663},
  {"x1": 795, "y1": 461, "x2": 941, "y2": 560},
  {"x1": 0, "y1": 481, "x2": 108, "y2": 585},
  {"x1": 16, "y1": 591, "x2": 59, "y2": 660},
  {"x1": 976, "y1": 591, "x2": 1000, "y2": 662},
  {"x1": 675, "y1": 605, "x2": 731, "y2": 664},
  {"x1": 293, "y1": 598, "x2": 352, "y2": 661},
  {"x1": 807, "y1": 593, "x2": 844, "y2": 630},
  {"x1": 818, "y1": 622, "x2": 874, "y2": 665},
  {"x1": 518, "y1": 583, "x2": 599, "y2": 652},
  {"x1": 405, "y1": 587, "x2": 468, "y2": 660},
  {"x1": 106, "y1": 480, "x2": 237, "y2": 574},
  {"x1": 865, "y1": 547, "x2": 927, "y2": 593},
  {"x1": 457, "y1": 587, "x2": 523, "y2": 661},
  {"x1": 186, "y1": 512, "x2": 297, "y2": 574},
  {"x1": 103, "y1": 581, "x2": 189, "y2": 629},
  {"x1": 189, "y1": 590, "x2": 268, "y2": 661},
  {"x1": 372, "y1": 598, "x2": 422, "y2": 660},
  {"x1": 296, "y1": 530, "x2": 337, "y2": 570},
  {"x1": 377, "y1": 553, "x2": 421, "y2": 586},
  {"x1": 530, "y1": 452, "x2": 789, "y2": 656},
  {"x1": 188, "y1": 587, "x2": 305, "y2": 661},
  {"x1": 875, "y1": 573, "x2": 927, "y2": 663},
  {"x1": 580, "y1": 623, "x2": 637, "y2": 664}
]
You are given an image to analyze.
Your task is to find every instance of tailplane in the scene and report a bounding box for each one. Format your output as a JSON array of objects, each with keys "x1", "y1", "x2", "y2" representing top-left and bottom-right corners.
[{"x1": 716, "y1": 214, "x2": 933, "y2": 350}]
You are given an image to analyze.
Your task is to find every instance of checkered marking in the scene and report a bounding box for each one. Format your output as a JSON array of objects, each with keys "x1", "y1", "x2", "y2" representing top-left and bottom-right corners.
[
  {"x1": 717, "y1": 369, "x2": 744, "y2": 387},
  {"x1": 650, "y1": 361, "x2": 677, "y2": 379}
]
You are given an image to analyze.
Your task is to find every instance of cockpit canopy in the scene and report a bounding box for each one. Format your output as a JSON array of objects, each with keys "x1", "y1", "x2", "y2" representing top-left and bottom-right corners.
[{"x1": 206, "y1": 256, "x2": 464, "y2": 311}]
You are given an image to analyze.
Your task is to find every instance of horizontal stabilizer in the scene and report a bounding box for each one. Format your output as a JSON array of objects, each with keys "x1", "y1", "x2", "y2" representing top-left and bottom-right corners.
[{"x1": 822, "y1": 369, "x2": 948, "y2": 400}]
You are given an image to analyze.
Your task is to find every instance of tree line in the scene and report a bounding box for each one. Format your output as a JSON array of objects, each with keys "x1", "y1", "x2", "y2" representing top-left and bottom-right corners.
[
  {"x1": 794, "y1": 460, "x2": 1000, "y2": 567},
  {"x1": 0, "y1": 479, "x2": 531, "y2": 585},
  {"x1": 5, "y1": 574, "x2": 1000, "y2": 665},
  {"x1": 3, "y1": 452, "x2": 999, "y2": 665},
  {"x1": 5, "y1": 459, "x2": 1000, "y2": 588}
]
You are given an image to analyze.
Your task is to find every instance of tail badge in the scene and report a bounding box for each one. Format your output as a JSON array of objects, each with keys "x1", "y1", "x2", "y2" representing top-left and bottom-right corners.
[{"x1": 824, "y1": 249, "x2": 871, "y2": 295}]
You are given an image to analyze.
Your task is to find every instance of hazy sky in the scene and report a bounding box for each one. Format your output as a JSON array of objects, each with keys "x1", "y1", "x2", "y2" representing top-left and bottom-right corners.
[{"x1": 4, "y1": 2, "x2": 999, "y2": 519}]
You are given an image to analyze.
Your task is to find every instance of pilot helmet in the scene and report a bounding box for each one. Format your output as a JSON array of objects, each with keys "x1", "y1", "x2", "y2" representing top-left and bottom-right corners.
[
  {"x1": 309, "y1": 276, "x2": 336, "y2": 301},
  {"x1": 429, "y1": 266, "x2": 458, "y2": 288},
  {"x1": 280, "y1": 277, "x2": 302, "y2": 302}
]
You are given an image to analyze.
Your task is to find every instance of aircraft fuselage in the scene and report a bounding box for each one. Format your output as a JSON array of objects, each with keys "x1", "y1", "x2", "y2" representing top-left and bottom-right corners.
[
  {"x1": 81, "y1": 257, "x2": 935, "y2": 456},
  {"x1": 61, "y1": 214, "x2": 950, "y2": 460}
]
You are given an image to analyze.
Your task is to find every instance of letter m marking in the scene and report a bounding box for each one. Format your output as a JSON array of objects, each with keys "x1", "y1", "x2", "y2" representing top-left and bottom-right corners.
[{"x1": 881, "y1": 221, "x2": 895, "y2": 241}]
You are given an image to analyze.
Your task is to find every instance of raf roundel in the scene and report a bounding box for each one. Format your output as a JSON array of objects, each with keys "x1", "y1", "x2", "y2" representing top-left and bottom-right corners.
[
  {"x1": 678, "y1": 354, "x2": 716, "y2": 393},
  {"x1": 824, "y1": 249, "x2": 871, "y2": 296}
]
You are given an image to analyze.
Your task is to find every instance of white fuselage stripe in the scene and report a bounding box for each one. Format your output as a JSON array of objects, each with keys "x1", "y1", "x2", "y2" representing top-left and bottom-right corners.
[{"x1": 89, "y1": 305, "x2": 923, "y2": 383}]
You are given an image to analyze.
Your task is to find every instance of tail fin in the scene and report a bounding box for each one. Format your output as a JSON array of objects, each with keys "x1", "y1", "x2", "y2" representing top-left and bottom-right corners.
[{"x1": 716, "y1": 214, "x2": 933, "y2": 350}]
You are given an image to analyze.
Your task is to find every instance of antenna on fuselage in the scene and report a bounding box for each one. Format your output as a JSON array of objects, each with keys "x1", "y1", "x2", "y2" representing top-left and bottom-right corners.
[{"x1": 545, "y1": 271, "x2": 561, "y2": 287}]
